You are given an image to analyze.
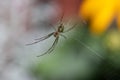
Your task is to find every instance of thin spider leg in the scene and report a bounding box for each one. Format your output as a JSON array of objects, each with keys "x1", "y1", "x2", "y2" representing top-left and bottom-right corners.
[
  {"x1": 60, "y1": 34, "x2": 67, "y2": 39},
  {"x1": 34, "y1": 32, "x2": 54, "y2": 40},
  {"x1": 59, "y1": 12, "x2": 64, "y2": 24},
  {"x1": 40, "y1": 21, "x2": 56, "y2": 30},
  {"x1": 45, "y1": 37, "x2": 59, "y2": 55},
  {"x1": 26, "y1": 32, "x2": 54, "y2": 45},
  {"x1": 46, "y1": 37, "x2": 59, "y2": 54},
  {"x1": 63, "y1": 24, "x2": 77, "y2": 33},
  {"x1": 46, "y1": 22, "x2": 56, "y2": 30},
  {"x1": 56, "y1": 12, "x2": 64, "y2": 28},
  {"x1": 37, "y1": 37, "x2": 59, "y2": 57}
]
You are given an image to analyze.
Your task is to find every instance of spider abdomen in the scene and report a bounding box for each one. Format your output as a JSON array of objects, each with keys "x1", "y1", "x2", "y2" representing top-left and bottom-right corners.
[{"x1": 58, "y1": 24, "x2": 64, "y2": 32}]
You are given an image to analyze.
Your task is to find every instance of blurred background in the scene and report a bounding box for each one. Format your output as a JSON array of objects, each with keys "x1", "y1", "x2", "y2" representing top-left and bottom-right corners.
[{"x1": 0, "y1": 0, "x2": 120, "y2": 80}]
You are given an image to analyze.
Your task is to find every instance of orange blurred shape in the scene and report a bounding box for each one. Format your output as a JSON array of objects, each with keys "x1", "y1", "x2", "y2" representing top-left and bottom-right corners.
[{"x1": 79, "y1": 0, "x2": 120, "y2": 35}]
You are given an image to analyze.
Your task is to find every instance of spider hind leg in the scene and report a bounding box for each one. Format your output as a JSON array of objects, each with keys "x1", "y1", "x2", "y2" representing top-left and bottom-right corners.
[{"x1": 37, "y1": 37, "x2": 59, "y2": 57}]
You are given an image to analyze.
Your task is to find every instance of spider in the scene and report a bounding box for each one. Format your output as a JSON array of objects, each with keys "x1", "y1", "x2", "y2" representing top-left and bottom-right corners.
[{"x1": 27, "y1": 17, "x2": 77, "y2": 57}]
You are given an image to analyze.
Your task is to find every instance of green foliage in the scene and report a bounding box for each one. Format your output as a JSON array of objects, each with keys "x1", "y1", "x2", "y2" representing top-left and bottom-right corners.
[{"x1": 29, "y1": 24, "x2": 120, "y2": 80}]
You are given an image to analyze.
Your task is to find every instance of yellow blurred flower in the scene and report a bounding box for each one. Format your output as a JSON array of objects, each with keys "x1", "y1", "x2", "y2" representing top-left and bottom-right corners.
[{"x1": 79, "y1": 0, "x2": 120, "y2": 34}]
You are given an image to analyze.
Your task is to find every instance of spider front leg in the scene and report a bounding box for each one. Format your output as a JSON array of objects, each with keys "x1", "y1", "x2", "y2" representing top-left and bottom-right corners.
[
  {"x1": 26, "y1": 32, "x2": 54, "y2": 45},
  {"x1": 37, "y1": 36, "x2": 59, "y2": 57}
]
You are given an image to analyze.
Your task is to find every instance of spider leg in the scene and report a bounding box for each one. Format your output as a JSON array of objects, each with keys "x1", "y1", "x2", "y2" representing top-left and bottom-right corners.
[
  {"x1": 40, "y1": 21, "x2": 56, "y2": 30},
  {"x1": 45, "y1": 22, "x2": 56, "y2": 31},
  {"x1": 56, "y1": 12, "x2": 64, "y2": 28},
  {"x1": 63, "y1": 23, "x2": 77, "y2": 33},
  {"x1": 26, "y1": 32, "x2": 54, "y2": 45},
  {"x1": 35, "y1": 32, "x2": 54, "y2": 40},
  {"x1": 60, "y1": 34, "x2": 67, "y2": 39},
  {"x1": 37, "y1": 37, "x2": 59, "y2": 57},
  {"x1": 59, "y1": 12, "x2": 64, "y2": 24}
]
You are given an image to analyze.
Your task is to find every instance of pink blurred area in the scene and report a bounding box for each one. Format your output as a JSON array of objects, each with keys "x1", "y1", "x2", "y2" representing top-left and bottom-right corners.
[
  {"x1": 0, "y1": 0, "x2": 33, "y2": 80},
  {"x1": 57, "y1": 0, "x2": 81, "y2": 18}
]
